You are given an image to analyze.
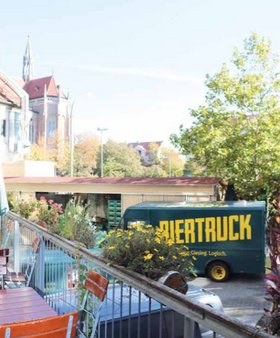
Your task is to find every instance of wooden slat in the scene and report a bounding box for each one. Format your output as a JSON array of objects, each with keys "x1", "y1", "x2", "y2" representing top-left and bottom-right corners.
[
  {"x1": 0, "y1": 288, "x2": 57, "y2": 325},
  {"x1": 0, "y1": 311, "x2": 79, "y2": 337},
  {"x1": 85, "y1": 269, "x2": 109, "y2": 301}
]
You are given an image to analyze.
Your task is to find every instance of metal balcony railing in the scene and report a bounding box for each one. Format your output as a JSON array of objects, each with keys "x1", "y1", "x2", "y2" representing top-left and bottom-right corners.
[{"x1": 0, "y1": 211, "x2": 273, "y2": 338}]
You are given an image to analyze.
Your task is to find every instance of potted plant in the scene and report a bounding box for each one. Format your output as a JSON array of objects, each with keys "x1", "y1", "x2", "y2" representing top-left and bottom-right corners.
[{"x1": 102, "y1": 224, "x2": 195, "y2": 287}]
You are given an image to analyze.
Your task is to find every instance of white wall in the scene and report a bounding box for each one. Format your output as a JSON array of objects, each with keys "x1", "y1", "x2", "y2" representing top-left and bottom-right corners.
[{"x1": 3, "y1": 160, "x2": 56, "y2": 177}]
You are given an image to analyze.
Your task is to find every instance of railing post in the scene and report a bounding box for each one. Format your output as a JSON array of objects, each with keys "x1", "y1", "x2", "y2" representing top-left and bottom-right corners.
[
  {"x1": 35, "y1": 238, "x2": 45, "y2": 293},
  {"x1": 183, "y1": 317, "x2": 202, "y2": 338},
  {"x1": 14, "y1": 220, "x2": 20, "y2": 273}
]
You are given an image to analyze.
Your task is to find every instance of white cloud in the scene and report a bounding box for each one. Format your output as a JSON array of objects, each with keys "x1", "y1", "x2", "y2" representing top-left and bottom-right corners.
[{"x1": 51, "y1": 62, "x2": 203, "y2": 84}]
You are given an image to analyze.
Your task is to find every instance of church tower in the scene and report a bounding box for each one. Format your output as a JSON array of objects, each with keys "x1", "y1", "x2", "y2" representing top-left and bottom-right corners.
[{"x1": 22, "y1": 36, "x2": 34, "y2": 82}]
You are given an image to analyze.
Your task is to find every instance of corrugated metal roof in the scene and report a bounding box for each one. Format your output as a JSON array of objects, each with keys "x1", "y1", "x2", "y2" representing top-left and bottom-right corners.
[{"x1": 4, "y1": 176, "x2": 221, "y2": 186}]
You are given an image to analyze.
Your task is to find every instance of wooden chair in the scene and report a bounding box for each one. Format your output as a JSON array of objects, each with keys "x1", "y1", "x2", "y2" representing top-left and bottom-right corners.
[
  {"x1": 4, "y1": 237, "x2": 40, "y2": 288},
  {"x1": 2, "y1": 219, "x2": 13, "y2": 248},
  {"x1": 0, "y1": 249, "x2": 9, "y2": 289},
  {"x1": 0, "y1": 311, "x2": 79, "y2": 338},
  {"x1": 77, "y1": 269, "x2": 109, "y2": 338}
]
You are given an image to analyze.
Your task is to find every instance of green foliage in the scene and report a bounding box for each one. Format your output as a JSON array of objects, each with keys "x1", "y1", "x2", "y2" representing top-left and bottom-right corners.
[
  {"x1": 142, "y1": 165, "x2": 165, "y2": 177},
  {"x1": 171, "y1": 33, "x2": 280, "y2": 200},
  {"x1": 58, "y1": 197, "x2": 97, "y2": 248},
  {"x1": 12, "y1": 196, "x2": 97, "y2": 248},
  {"x1": 160, "y1": 147, "x2": 185, "y2": 177},
  {"x1": 102, "y1": 224, "x2": 195, "y2": 280},
  {"x1": 99, "y1": 140, "x2": 144, "y2": 177}
]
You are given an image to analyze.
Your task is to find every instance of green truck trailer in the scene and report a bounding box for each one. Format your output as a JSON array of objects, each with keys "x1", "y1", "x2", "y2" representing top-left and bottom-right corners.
[{"x1": 121, "y1": 200, "x2": 266, "y2": 282}]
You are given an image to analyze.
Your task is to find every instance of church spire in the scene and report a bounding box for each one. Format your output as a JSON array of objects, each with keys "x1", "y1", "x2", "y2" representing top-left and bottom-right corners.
[{"x1": 22, "y1": 36, "x2": 34, "y2": 82}]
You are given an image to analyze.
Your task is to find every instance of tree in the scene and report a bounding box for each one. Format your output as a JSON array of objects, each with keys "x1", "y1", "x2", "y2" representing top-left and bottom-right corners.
[
  {"x1": 26, "y1": 137, "x2": 52, "y2": 161},
  {"x1": 143, "y1": 165, "x2": 165, "y2": 177},
  {"x1": 171, "y1": 33, "x2": 280, "y2": 200},
  {"x1": 99, "y1": 140, "x2": 143, "y2": 177},
  {"x1": 160, "y1": 147, "x2": 185, "y2": 177},
  {"x1": 146, "y1": 142, "x2": 160, "y2": 165},
  {"x1": 26, "y1": 134, "x2": 70, "y2": 176},
  {"x1": 74, "y1": 134, "x2": 99, "y2": 176}
]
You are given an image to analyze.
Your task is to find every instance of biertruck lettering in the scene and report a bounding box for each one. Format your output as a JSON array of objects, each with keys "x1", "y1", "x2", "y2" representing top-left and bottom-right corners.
[{"x1": 159, "y1": 214, "x2": 252, "y2": 244}]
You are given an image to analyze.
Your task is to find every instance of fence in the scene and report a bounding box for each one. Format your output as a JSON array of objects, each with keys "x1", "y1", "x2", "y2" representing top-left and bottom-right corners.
[{"x1": 1, "y1": 211, "x2": 273, "y2": 338}]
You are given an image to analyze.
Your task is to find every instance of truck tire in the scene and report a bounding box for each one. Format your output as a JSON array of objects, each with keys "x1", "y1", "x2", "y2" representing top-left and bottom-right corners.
[{"x1": 207, "y1": 261, "x2": 229, "y2": 282}]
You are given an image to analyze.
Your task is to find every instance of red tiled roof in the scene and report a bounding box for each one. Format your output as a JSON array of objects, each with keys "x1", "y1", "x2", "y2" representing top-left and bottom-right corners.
[
  {"x1": 4, "y1": 176, "x2": 221, "y2": 186},
  {"x1": 0, "y1": 75, "x2": 21, "y2": 107},
  {"x1": 23, "y1": 76, "x2": 58, "y2": 99}
]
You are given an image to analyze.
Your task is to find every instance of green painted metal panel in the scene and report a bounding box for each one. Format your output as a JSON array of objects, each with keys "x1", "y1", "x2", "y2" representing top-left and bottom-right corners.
[{"x1": 123, "y1": 201, "x2": 266, "y2": 277}]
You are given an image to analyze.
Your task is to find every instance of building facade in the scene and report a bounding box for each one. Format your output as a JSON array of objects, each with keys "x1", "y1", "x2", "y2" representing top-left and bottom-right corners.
[
  {"x1": 128, "y1": 141, "x2": 163, "y2": 166},
  {"x1": 23, "y1": 76, "x2": 69, "y2": 147},
  {"x1": 0, "y1": 71, "x2": 31, "y2": 162},
  {"x1": 21, "y1": 37, "x2": 70, "y2": 148}
]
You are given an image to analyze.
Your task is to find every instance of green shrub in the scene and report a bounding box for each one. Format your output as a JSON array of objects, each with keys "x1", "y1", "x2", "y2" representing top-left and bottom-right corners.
[{"x1": 57, "y1": 197, "x2": 97, "y2": 248}]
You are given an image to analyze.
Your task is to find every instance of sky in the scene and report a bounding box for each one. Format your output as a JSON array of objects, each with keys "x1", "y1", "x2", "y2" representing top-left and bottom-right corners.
[{"x1": 1, "y1": 0, "x2": 280, "y2": 146}]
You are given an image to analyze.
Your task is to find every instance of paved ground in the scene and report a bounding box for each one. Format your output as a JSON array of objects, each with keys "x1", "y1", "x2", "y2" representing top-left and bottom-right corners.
[{"x1": 191, "y1": 274, "x2": 270, "y2": 326}]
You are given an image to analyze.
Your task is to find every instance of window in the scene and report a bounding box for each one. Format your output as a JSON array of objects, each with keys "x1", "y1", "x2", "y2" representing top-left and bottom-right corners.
[
  {"x1": 47, "y1": 119, "x2": 56, "y2": 137},
  {"x1": 1, "y1": 120, "x2": 6, "y2": 137},
  {"x1": 14, "y1": 112, "x2": 21, "y2": 152}
]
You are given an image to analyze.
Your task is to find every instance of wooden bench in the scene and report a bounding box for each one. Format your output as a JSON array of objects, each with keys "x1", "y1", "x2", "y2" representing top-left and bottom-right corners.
[{"x1": 0, "y1": 311, "x2": 79, "y2": 338}]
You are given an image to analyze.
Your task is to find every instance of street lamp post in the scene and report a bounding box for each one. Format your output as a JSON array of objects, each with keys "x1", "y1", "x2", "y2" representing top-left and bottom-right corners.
[
  {"x1": 97, "y1": 127, "x2": 107, "y2": 177},
  {"x1": 69, "y1": 102, "x2": 75, "y2": 177}
]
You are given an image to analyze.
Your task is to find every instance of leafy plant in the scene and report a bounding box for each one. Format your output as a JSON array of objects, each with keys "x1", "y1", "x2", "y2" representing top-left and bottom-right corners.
[
  {"x1": 57, "y1": 197, "x2": 97, "y2": 248},
  {"x1": 12, "y1": 196, "x2": 97, "y2": 248},
  {"x1": 258, "y1": 195, "x2": 280, "y2": 335},
  {"x1": 102, "y1": 224, "x2": 195, "y2": 280}
]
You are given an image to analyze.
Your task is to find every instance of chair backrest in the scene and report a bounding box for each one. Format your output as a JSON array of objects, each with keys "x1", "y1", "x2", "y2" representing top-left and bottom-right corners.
[
  {"x1": 84, "y1": 269, "x2": 109, "y2": 302},
  {"x1": 0, "y1": 311, "x2": 79, "y2": 338},
  {"x1": 0, "y1": 249, "x2": 9, "y2": 263},
  {"x1": 0, "y1": 249, "x2": 9, "y2": 275},
  {"x1": 78, "y1": 269, "x2": 109, "y2": 338}
]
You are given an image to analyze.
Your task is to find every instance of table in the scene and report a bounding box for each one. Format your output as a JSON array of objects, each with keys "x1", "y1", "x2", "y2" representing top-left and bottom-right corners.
[{"x1": 0, "y1": 287, "x2": 57, "y2": 324}]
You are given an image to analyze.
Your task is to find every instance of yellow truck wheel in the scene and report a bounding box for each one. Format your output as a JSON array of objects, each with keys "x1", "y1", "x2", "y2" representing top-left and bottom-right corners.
[{"x1": 207, "y1": 261, "x2": 229, "y2": 282}]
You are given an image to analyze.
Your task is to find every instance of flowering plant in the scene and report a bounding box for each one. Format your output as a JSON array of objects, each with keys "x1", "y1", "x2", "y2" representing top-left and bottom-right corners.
[
  {"x1": 102, "y1": 224, "x2": 195, "y2": 280},
  {"x1": 12, "y1": 196, "x2": 63, "y2": 231}
]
